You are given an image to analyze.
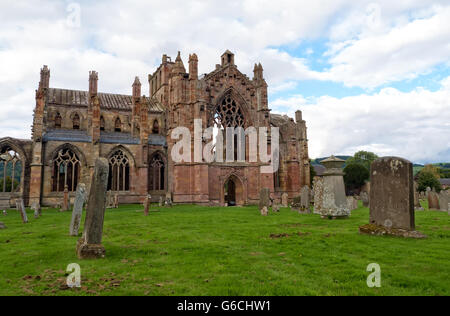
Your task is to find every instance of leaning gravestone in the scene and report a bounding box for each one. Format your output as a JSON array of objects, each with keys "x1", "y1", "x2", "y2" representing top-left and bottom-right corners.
[
  {"x1": 359, "y1": 157, "x2": 426, "y2": 238},
  {"x1": 17, "y1": 198, "x2": 28, "y2": 223},
  {"x1": 259, "y1": 188, "x2": 271, "y2": 212},
  {"x1": 70, "y1": 183, "x2": 87, "y2": 237},
  {"x1": 428, "y1": 190, "x2": 440, "y2": 210},
  {"x1": 76, "y1": 158, "x2": 109, "y2": 259},
  {"x1": 439, "y1": 191, "x2": 450, "y2": 212},
  {"x1": 300, "y1": 186, "x2": 311, "y2": 213},
  {"x1": 320, "y1": 156, "x2": 350, "y2": 219},
  {"x1": 313, "y1": 177, "x2": 324, "y2": 214},
  {"x1": 281, "y1": 193, "x2": 289, "y2": 207}
]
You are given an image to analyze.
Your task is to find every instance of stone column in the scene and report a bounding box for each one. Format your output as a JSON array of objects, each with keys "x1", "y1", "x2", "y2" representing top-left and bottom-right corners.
[
  {"x1": 76, "y1": 158, "x2": 109, "y2": 259},
  {"x1": 70, "y1": 183, "x2": 86, "y2": 237},
  {"x1": 320, "y1": 156, "x2": 350, "y2": 219}
]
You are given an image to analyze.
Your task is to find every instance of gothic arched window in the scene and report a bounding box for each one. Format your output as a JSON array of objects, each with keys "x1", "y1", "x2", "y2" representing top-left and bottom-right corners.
[
  {"x1": 0, "y1": 148, "x2": 22, "y2": 193},
  {"x1": 115, "y1": 117, "x2": 122, "y2": 132},
  {"x1": 108, "y1": 150, "x2": 130, "y2": 191},
  {"x1": 73, "y1": 114, "x2": 80, "y2": 130},
  {"x1": 55, "y1": 113, "x2": 62, "y2": 129},
  {"x1": 100, "y1": 116, "x2": 105, "y2": 131},
  {"x1": 214, "y1": 95, "x2": 245, "y2": 128},
  {"x1": 52, "y1": 148, "x2": 80, "y2": 192},
  {"x1": 149, "y1": 154, "x2": 165, "y2": 191},
  {"x1": 152, "y1": 120, "x2": 160, "y2": 134}
]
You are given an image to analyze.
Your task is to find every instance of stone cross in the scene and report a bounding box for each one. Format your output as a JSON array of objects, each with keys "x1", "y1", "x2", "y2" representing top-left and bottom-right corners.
[
  {"x1": 76, "y1": 158, "x2": 109, "y2": 259},
  {"x1": 369, "y1": 157, "x2": 415, "y2": 230},
  {"x1": 70, "y1": 183, "x2": 86, "y2": 237},
  {"x1": 144, "y1": 195, "x2": 151, "y2": 216},
  {"x1": 259, "y1": 188, "x2": 271, "y2": 212},
  {"x1": 281, "y1": 193, "x2": 289, "y2": 207}
]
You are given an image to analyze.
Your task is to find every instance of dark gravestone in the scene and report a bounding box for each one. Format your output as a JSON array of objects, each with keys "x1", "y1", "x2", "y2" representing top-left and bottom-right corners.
[
  {"x1": 428, "y1": 191, "x2": 440, "y2": 210},
  {"x1": 76, "y1": 158, "x2": 109, "y2": 259},
  {"x1": 369, "y1": 157, "x2": 414, "y2": 230}
]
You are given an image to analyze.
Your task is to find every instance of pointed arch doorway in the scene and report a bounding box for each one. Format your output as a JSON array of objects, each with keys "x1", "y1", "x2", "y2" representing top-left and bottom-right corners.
[{"x1": 223, "y1": 175, "x2": 244, "y2": 207}]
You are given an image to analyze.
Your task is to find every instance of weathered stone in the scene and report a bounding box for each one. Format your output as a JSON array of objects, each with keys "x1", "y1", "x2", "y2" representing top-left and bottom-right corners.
[
  {"x1": 359, "y1": 224, "x2": 426, "y2": 239},
  {"x1": 16, "y1": 198, "x2": 28, "y2": 223},
  {"x1": 281, "y1": 193, "x2": 289, "y2": 207},
  {"x1": 0, "y1": 222, "x2": 6, "y2": 229},
  {"x1": 414, "y1": 181, "x2": 421, "y2": 208},
  {"x1": 439, "y1": 191, "x2": 450, "y2": 212},
  {"x1": 113, "y1": 193, "x2": 119, "y2": 208},
  {"x1": 159, "y1": 196, "x2": 164, "y2": 207},
  {"x1": 106, "y1": 190, "x2": 114, "y2": 209},
  {"x1": 272, "y1": 204, "x2": 280, "y2": 213},
  {"x1": 347, "y1": 196, "x2": 358, "y2": 211},
  {"x1": 428, "y1": 191, "x2": 440, "y2": 210},
  {"x1": 31, "y1": 202, "x2": 41, "y2": 218},
  {"x1": 70, "y1": 183, "x2": 86, "y2": 237},
  {"x1": 260, "y1": 206, "x2": 268, "y2": 216},
  {"x1": 259, "y1": 188, "x2": 271, "y2": 211},
  {"x1": 360, "y1": 191, "x2": 369, "y2": 207},
  {"x1": 300, "y1": 186, "x2": 311, "y2": 213},
  {"x1": 320, "y1": 156, "x2": 350, "y2": 219},
  {"x1": 62, "y1": 185, "x2": 69, "y2": 212},
  {"x1": 76, "y1": 158, "x2": 109, "y2": 259},
  {"x1": 368, "y1": 157, "x2": 415, "y2": 231},
  {"x1": 312, "y1": 176, "x2": 324, "y2": 214},
  {"x1": 144, "y1": 195, "x2": 151, "y2": 216}
]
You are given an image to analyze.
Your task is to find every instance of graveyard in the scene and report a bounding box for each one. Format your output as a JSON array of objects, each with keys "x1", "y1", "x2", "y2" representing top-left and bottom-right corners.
[{"x1": 0, "y1": 201, "x2": 449, "y2": 296}]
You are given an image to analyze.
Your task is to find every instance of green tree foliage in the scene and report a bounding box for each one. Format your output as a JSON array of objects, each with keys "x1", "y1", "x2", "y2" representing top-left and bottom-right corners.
[
  {"x1": 346, "y1": 151, "x2": 379, "y2": 171},
  {"x1": 0, "y1": 176, "x2": 20, "y2": 192},
  {"x1": 344, "y1": 163, "x2": 370, "y2": 192},
  {"x1": 417, "y1": 170, "x2": 442, "y2": 193}
]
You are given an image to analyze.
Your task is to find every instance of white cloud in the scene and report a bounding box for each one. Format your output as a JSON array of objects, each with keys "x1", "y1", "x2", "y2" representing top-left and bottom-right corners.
[{"x1": 271, "y1": 78, "x2": 450, "y2": 163}]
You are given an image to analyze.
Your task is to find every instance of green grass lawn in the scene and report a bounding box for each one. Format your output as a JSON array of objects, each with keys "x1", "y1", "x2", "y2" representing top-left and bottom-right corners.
[{"x1": 0, "y1": 201, "x2": 449, "y2": 296}]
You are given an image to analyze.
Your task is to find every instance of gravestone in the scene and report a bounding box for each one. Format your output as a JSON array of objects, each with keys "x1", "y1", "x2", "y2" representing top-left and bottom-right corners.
[
  {"x1": 272, "y1": 204, "x2": 280, "y2": 213},
  {"x1": 70, "y1": 183, "x2": 87, "y2": 237},
  {"x1": 439, "y1": 191, "x2": 449, "y2": 212},
  {"x1": 347, "y1": 196, "x2": 358, "y2": 211},
  {"x1": 0, "y1": 222, "x2": 6, "y2": 229},
  {"x1": 260, "y1": 206, "x2": 268, "y2": 216},
  {"x1": 320, "y1": 156, "x2": 350, "y2": 219},
  {"x1": 360, "y1": 191, "x2": 369, "y2": 207},
  {"x1": 259, "y1": 188, "x2": 271, "y2": 212},
  {"x1": 31, "y1": 202, "x2": 41, "y2": 218},
  {"x1": 428, "y1": 190, "x2": 440, "y2": 210},
  {"x1": 360, "y1": 157, "x2": 425, "y2": 238},
  {"x1": 300, "y1": 186, "x2": 311, "y2": 213},
  {"x1": 426, "y1": 187, "x2": 431, "y2": 198},
  {"x1": 144, "y1": 195, "x2": 151, "y2": 216},
  {"x1": 159, "y1": 196, "x2": 164, "y2": 207},
  {"x1": 291, "y1": 195, "x2": 302, "y2": 212},
  {"x1": 313, "y1": 176, "x2": 324, "y2": 214},
  {"x1": 113, "y1": 193, "x2": 119, "y2": 209},
  {"x1": 106, "y1": 191, "x2": 114, "y2": 209},
  {"x1": 17, "y1": 198, "x2": 28, "y2": 223},
  {"x1": 76, "y1": 158, "x2": 109, "y2": 259},
  {"x1": 414, "y1": 182, "x2": 421, "y2": 208},
  {"x1": 62, "y1": 185, "x2": 69, "y2": 212},
  {"x1": 281, "y1": 193, "x2": 289, "y2": 207}
]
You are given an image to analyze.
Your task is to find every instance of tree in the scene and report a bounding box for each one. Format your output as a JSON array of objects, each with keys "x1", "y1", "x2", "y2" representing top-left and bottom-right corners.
[
  {"x1": 417, "y1": 170, "x2": 441, "y2": 193},
  {"x1": 344, "y1": 163, "x2": 370, "y2": 193},
  {"x1": 422, "y1": 164, "x2": 440, "y2": 179},
  {"x1": 346, "y1": 151, "x2": 379, "y2": 171}
]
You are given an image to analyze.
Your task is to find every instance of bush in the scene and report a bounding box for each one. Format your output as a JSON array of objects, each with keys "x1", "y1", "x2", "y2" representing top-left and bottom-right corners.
[{"x1": 417, "y1": 170, "x2": 441, "y2": 193}]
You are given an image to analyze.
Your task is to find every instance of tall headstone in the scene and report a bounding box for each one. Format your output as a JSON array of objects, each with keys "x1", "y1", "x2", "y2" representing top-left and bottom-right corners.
[
  {"x1": 313, "y1": 176, "x2": 324, "y2": 214},
  {"x1": 281, "y1": 193, "x2": 289, "y2": 207},
  {"x1": 144, "y1": 195, "x2": 151, "y2": 216},
  {"x1": 320, "y1": 156, "x2": 350, "y2": 219},
  {"x1": 17, "y1": 198, "x2": 28, "y2": 223},
  {"x1": 427, "y1": 190, "x2": 440, "y2": 210},
  {"x1": 363, "y1": 157, "x2": 418, "y2": 234},
  {"x1": 300, "y1": 186, "x2": 311, "y2": 213},
  {"x1": 360, "y1": 191, "x2": 369, "y2": 207},
  {"x1": 62, "y1": 185, "x2": 69, "y2": 212},
  {"x1": 76, "y1": 158, "x2": 109, "y2": 259},
  {"x1": 70, "y1": 183, "x2": 86, "y2": 237},
  {"x1": 259, "y1": 188, "x2": 271, "y2": 212},
  {"x1": 439, "y1": 191, "x2": 449, "y2": 212}
]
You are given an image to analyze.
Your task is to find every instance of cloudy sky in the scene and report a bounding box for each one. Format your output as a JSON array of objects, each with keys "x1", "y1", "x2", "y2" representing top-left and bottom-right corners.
[{"x1": 1, "y1": 0, "x2": 449, "y2": 163}]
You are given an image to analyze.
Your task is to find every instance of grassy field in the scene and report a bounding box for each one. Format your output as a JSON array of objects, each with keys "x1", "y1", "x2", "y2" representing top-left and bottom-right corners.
[{"x1": 0, "y1": 201, "x2": 449, "y2": 296}]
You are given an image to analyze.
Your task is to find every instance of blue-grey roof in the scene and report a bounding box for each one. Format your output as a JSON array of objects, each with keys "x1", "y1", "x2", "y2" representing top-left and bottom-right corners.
[
  {"x1": 100, "y1": 132, "x2": 140, "y2": 145},
  {"x1": 148, "y1": 134, "x2": 167, "y2": 146},
  {"x1": 43, "y1": 129, "x2": 91, "y2": 143},
  {"x1": 440, "y1": 179, "x2": 450, "y2": 186}
]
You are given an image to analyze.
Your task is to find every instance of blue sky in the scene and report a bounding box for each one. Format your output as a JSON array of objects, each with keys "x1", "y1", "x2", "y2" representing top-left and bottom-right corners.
[{"x1": 0, "y1": 0, "x2": 449, "y2": 164}]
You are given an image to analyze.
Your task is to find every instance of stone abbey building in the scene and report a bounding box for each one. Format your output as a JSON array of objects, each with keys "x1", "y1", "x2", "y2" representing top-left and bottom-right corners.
[{"x1": 0, "y1": 51, "x2": 310, "y2": 208}]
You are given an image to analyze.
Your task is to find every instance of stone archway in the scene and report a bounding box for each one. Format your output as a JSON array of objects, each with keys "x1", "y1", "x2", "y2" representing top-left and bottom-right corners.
[{"x1": 223, "y1": 174, "x2": 244, "y2": 207}]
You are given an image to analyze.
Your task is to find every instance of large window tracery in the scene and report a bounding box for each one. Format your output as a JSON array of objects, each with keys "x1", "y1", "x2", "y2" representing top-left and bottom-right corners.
[
  {"x1": 52, "y1": 148, "x2": 80, "y2": 192},
  {"x1": 108, "y1": 149, "x2": 130, "y2": 191},
  {"x1": 0, "y1": 148, "x2": 22, "y2": 193}
]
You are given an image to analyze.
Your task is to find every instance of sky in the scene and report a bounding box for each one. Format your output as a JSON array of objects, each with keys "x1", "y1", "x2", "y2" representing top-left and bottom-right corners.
[{"x1": 0, "y1": 0, "x2": 449, "y2": 164}]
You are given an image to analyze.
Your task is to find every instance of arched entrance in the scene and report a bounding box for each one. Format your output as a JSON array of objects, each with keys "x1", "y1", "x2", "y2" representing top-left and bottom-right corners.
[{"x1": 223, "y1": 175, "x2": 245, "y2": 207}]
